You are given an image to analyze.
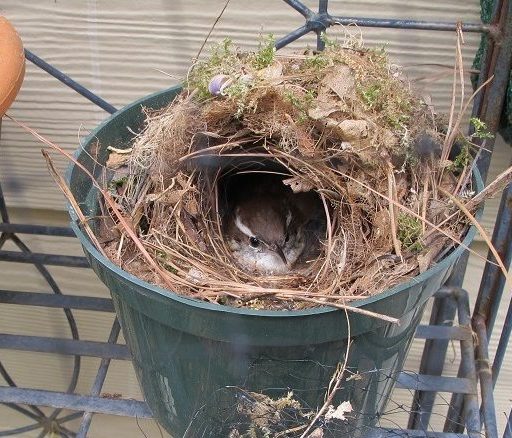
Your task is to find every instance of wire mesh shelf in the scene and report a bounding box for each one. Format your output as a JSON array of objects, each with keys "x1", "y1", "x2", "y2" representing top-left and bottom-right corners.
[{"x1": 0, "y1": 284, "x2": 492, "y2": 437}]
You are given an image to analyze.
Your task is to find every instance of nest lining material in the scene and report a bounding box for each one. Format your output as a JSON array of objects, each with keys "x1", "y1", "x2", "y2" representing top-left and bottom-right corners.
[{"x1": 100, "y1": 39, "x2": 473, "y2": 311}]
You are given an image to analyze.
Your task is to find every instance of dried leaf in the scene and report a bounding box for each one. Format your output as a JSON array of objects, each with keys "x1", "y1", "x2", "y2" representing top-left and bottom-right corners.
[
  {"x1": 322, "y1": 66, "x2": 355, "y2": 100},
  {"x1": 308, "y1": 104, "x2": 339, "y2": 120},
  {"x1": 186, "y1": 267, "x2": 206, "y2": 284},
  {"x1": 326, "y1": 119, "x2": 369, "y2": 140},
  {"x1": 184, "y1": 197, "x2": 199, "y2": 216},
  {"x1": 325, "y1": 401, "x2": 353, "y2": 421},
  {"x1": 107, "y1": 145, "x2": 133, "y2": 154},
  {"x1": 283, "y1": 177, "x2": 314, "y2": 193},
  {"x1": 106, "y1": 151, "x2": 130, "y2": 169},
  {"x1": 306, "y1": 428, "x2": 324, "y2": 438},
  {"x1": 258, "y1": 60, "x2": 283, "y2": 82},
  {"x1": 146, "y1": 189, "x2": 184, "y2": 204}
]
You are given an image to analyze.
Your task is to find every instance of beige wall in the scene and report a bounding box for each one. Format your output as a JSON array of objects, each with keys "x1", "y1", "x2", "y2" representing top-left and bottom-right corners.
[{"x1": 1, "y1": 1, "x2": 511, "y2": 436}]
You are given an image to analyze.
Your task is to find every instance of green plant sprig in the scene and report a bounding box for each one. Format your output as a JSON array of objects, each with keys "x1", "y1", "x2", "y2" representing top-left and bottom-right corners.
[
  {"x1": 251, "y1": 34, "x2": 276, "y2": 69},
  {"x1": 397, "y1": 213, "x2": 424, "y2": 252}
]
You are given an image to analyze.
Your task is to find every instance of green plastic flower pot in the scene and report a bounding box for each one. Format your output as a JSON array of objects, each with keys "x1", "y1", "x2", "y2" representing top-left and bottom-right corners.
[{"x1": 67, "y1": 86, "x2": 481, "y2": 437}]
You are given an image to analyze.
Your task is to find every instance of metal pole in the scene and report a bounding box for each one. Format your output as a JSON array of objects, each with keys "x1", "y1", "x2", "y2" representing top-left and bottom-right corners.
[
  {"x1": 408, "y1": 291, "x2": 458, "y2": 429},
  {"x1": 443, "y1": 290, "x2": 481, "y2": 436},
  {"x1": 474, "y1": 316, "x2": 499, "y2": 438},
  {"x1": 275, "y1": 25, "x2": 311, "y2": 49},
  {"x1": 504, "y1": 406, "x2": 512, "y2": 438},
  {"x1": 446, "y1": 168, "x2": 512, "y2": 434},
  {"x1": 457, "y1": 290, "x2": 481, "y2": 438},
  {"x1": 329, "y1": 15, "x2": 489, "y2": 33},
  {"x1": 316, "y1": 0, "x2": 329, "y2": 51},
  {"x1": 474, "y1": 173, "x2": 512, "y2": 336},
  {"x1": 24, "y1": 50, "x2": 117, "y2": 115},
  {"x1": 0, "y1": 223, "x2": 75, "y2": 237},
  {"x1": 76, "y1": 320, "x2": 121, "y2": 437},
  {"x1": 0, "y1": 251, "x2": 89, "y2": 268},
  {"x1": 472, "y1": 1, "x2": 512, "y2": 180},
  {"x1": 492, "y1": 293, "x2": 512, "y2": 387},
  {"x1": 281, "y1": 0, "x2": 313, "y2": 19}
]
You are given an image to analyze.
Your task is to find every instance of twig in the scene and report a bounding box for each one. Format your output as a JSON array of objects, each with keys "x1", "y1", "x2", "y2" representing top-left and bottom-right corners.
[
  {"x1": 454, "y1": 140, "x2": 484, "y2": 196},
  {"x1": 300, "y1": 309, "x2": 352, "y2": 438},
  {"x1": 41, "y1": 150, "x2": 107, "y2": 258},
  {"x1": 199, "y1": 283, "x2": 398, "y2": 323},
  {"x1": 177, "y1": 140, "x2": 256, "y2": 162},
  {"x1": 422, "y1": 164, "x2": 512, "y2": 243},
  {"x1": 464, "y1": 164, "x2": 512, "y2": 211},
  {"x1": 442, "y1": 29, "x2": 459, "y2": 163},
  {"x1": 10, "y1": 116, "x2": 178, "y2": 291},
  {"x1": 116, "y1": 233, "x2": 125, "y2": 260},
  {"x1": 310, "y1": 193, "x2": 334, "y2": 286},
  {"x1": 439, "y1": 188, "x2": 512, "y2": 287},
  {"x1": 421, "y1": 173, "x2": 429, "y2": 234},
  {"x1": 441, "y1": 24, "x2": 465, "y2": 171},
  {"x1": 438, "y1": 26, "x2": 492, "y2": 186},
  {"x1": 387, "y1": 165, "x2": 402, "y2": 258},
  {"x1": 275, "y1": 424, "x2": 307, "y2": 437},
  {"x1": 193, "y1": 0, "x2": 232, "y2": 62},
  {"x1": 202, "y1": 290, "x2": 365, "y2": 300},
  {"x1": 456, "y1": 24, "x2": 466, "y2": 127},
  {"x1": 275, "y1": 295, "x2": 399, "y2": 324},
  {"x1": 330, "y1": 166, "x2": 493, "y2": 267},
  {"x1": 438, "y1": 74, "x2": 494, "y2": 183}
]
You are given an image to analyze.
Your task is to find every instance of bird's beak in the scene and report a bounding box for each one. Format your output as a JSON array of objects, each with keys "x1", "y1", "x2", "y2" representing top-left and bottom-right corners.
[{"x1": 273, "y1": 244, "x2": 288, "y2": 266}]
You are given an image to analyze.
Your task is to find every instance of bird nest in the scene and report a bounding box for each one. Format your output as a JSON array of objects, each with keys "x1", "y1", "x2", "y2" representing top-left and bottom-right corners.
[{"x1": 99, "y1": 37, "x2": 479, "y2": 311}]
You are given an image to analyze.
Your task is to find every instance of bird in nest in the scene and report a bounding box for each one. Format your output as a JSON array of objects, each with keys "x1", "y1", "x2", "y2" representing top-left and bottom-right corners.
[{"x1": 223, "y1": 174, "x2": 325, "y2": 275}]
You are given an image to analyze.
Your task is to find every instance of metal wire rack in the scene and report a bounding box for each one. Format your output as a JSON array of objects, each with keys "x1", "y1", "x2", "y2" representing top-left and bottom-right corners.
[{"x1": 1, "y1": 0, "x2": 511, "y2": 436}]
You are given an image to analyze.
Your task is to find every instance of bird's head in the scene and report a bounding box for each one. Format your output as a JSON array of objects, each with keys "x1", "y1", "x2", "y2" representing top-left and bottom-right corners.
[{"x1": 232, "y1": 196, "x2": 291, "y2": 266}]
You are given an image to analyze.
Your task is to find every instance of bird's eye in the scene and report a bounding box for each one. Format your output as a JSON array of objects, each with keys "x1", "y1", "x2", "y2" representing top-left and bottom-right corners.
[{"x1": 249, "y1": 237, "x2": 260, "y2": 248}]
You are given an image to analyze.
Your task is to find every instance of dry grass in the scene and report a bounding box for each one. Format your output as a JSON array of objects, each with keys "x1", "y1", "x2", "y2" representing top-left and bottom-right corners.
[{"x1": 87, "y1": 36, "x2": 492, "y2": 316}]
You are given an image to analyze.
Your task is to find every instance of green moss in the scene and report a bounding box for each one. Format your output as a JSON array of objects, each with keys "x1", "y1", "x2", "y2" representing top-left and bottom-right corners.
[
  {"x1": 357, "y1": 77, "x2": 414, "y2": 130},
  {"x1": 224, "y1": 78, "x2": 251, "y2": 117},
  {"x1": 284, "y1": 89, "x2": 316, "y2": 123},
  {"x1": 320, "y1": 31, "x2": 341, "y2": 49},
  {"x1": 187, "y1": 38, "x2": 241, "y2": 100},
  {"x1": 108, "y1": 176, "x2": 128, "y2": 192},
  {"x1": 156, "y1": 251, "x2": 178, "y2": 274},
  {"x1": 470, "y1": 117, "x2": 494, "y2": 139},
  {"x1": 386, "y1": 112, "x2": 410, "y2": 130},
  {"x1": 449, "y1": 140, "x2": 472, "y2": 171},
  {"x1": 397, "y1": 213, "x2": 424, "y2": 252},
  {"x1": 251, "y1": 34, "x2": 276, "y2": 69},
  {"x1": 394, "y1": 96, "x2": 413, "y2": 114},
  {"x1": 303, "y1": 53, "x2": 329, "y2": 70},
  {"x1": 346, "y1": 46, "x2": 418, "y2": 134},
  {"x1": 360, "y1": 83, "x2": 383, "y2": 109},
  {"x1": 187, "y1": 35, "x2": 277, "y2": 103},
  {"x1": 446, "y1": 118, "x2": 492, "y2": 172},
  {"x1": 165, "y1": 265, "x2": 178, "y2": 275},
  {"x1": 367, "y1": 46, "x2": 389, "y2": 66}
]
